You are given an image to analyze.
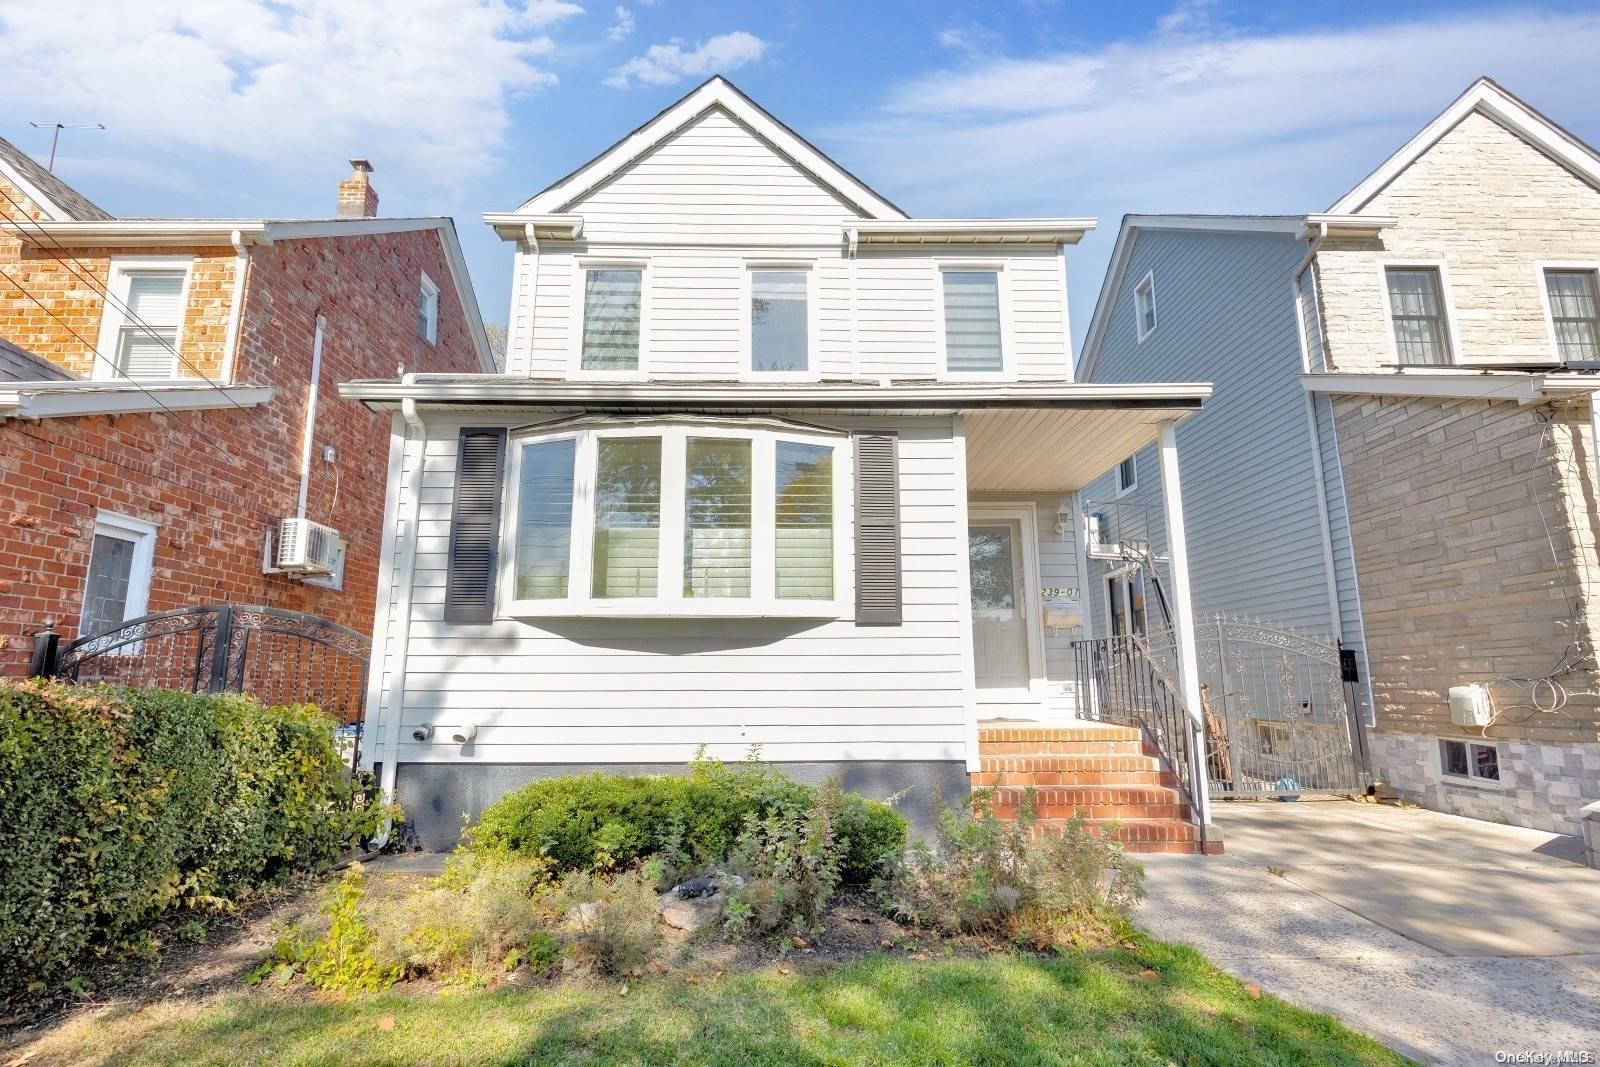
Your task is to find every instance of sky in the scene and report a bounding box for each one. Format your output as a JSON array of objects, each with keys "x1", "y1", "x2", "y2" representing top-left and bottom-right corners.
[{"x1": 4, "y1": 0, "x2": 1600, "y2": 350}]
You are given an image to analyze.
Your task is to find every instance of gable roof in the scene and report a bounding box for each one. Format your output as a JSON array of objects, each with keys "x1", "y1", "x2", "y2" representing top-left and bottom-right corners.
[
  {"x1": 0, "y1": 137, "x2": 113, "y2": 222},
  {"x1": 0, "y1": 336, "x2": 73, "y2": 383},
  {"x1": 1076, "y1": 215, "x2": 1306, "y2": 381},
  {"x1": 513, "y1": 76, "x2": 907, "y2": 221},
  {"x1": 1329, "y1": 77, "x2": 1600, "y2": 213}
]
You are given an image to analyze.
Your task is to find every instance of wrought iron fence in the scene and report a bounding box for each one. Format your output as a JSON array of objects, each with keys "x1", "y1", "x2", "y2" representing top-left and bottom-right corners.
[
  {"x1": 1072, "y1": 633, "x2": 1205, "y2": 830},
  {"x1": 29, "y1": 605, "x2": 370, "y2": 769}
]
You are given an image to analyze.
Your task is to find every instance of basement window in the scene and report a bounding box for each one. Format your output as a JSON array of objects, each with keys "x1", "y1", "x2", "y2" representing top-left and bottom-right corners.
[{"x1": 1439, "y1": 738, "x2": 1499, "y2": 783}]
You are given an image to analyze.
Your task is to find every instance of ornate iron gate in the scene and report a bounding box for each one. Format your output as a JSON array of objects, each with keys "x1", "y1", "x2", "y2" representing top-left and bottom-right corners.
[
  {"x1": 1191, "y1": 617, "x2": 1367, "y2": 798},
  {"x1": 29, "y1": 605, "x2": 370, "y2": 764}
]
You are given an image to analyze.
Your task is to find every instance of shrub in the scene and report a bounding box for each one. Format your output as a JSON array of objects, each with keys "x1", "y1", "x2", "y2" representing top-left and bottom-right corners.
[
  {"x1": 373, "y1": 853, "x2": 552, "y2": 983},
  {"x1": 723, "y1": 780, "x2": 844, "y2": 940},
  {"x1": 0, "y1": 680, "x2": 378, "y2": 1003},
  {"x1": 874, "y1": 789, "x2": 1144, "y2": 947},
  {"x1": 468, "y1": 754, "x2": 905, "y2": 885},
  {"x1": 545, "y1": 868, "x2": 662, "y2": 975},
  {"x1": 264, "y1": 866, "x2": 400, "y2": 993}
]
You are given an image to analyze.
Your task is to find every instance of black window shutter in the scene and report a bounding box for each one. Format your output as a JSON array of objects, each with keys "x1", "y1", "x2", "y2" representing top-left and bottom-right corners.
[
  {"x1": 444, "y1": 427, "x2": 507, "y2": 624},
  {"x1": 854, "y1": 431, "x2": 902, "y2": 625}
]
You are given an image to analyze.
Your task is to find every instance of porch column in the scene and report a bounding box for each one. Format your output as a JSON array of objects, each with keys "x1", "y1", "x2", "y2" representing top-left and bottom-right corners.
[{"x1": 1157, "y1": 419, "x2": 1213, "y2": 829}]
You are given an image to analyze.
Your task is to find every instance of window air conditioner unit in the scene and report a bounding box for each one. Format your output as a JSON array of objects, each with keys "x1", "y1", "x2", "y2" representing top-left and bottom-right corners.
[
  {"x1": 276, "y1": 517, "x2": 341, "y2": 575},
  {"x1": 1086, "y1": 512, "x2": 1121, "y2": 559}
]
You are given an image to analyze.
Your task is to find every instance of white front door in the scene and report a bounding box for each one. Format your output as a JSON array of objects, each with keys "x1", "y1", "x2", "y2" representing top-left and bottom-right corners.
[{"x1": 969, "y1": 517, "x2": 1032, "y2": 691}]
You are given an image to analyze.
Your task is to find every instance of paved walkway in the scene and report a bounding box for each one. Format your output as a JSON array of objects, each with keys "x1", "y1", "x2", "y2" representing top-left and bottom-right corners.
[{"x1": 1136, "y1": 799, "x2": 1600, "y2": 1066}]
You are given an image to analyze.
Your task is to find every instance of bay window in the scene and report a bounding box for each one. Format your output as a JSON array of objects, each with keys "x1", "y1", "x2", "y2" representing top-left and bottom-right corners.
[{"x1": 503, "y1": 422, "x2": 850, "y2": 616}]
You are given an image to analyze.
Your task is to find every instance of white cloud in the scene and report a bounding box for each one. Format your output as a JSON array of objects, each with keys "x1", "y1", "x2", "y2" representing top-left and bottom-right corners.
[
  {"x1": 605, "y1": 30, "x2": 765, "y2": 89},
  {"x1": 607, "y1": 5, "x2": 634, "y2": 41},
  {"x1": 0, "y1": 0, "x2": 583, "y2": 190},
  {"x1": 822, "y1": 7, "x2": 1600, "y2": 343}
]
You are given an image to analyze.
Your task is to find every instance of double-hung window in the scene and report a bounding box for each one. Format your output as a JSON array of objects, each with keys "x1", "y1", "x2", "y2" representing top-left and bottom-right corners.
[
  {"x1": 1134, "y1": 271, "x2": 1157, "y2": 341},
  {"x1": 96, "y1": 259, "x2": 190, "y2": 380},
  {"x1": 940, "y1": 268, "x2": 1004, "y2": 375},
  {"x1": 506, "y1": 421, "x2": 849, "y2": 616},
  {"x1": 418, "y1": 272, "x2": 440, "y2": 344},
  {"x1": 79, "y1": 511, "x2": 157, "y2": 640},
  {"x1": 1384, "y1": 266, "x2": 1453, "y2": 365},
  {"x1": 579, "y1": 265, "x2": 644, "y2": 373},
  {"x1": 1544, "y1": 268, "x2": 1600, "y2": 362},
  {"x1": 748, "y1": 269, "x2": 810, "y2": 374},
  {"x1": 1115, "y1": 455, "x2": 1137, "y2": 496}
]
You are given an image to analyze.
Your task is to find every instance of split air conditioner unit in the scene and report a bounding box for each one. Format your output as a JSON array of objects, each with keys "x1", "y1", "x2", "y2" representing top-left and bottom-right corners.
[{"x1": 276, "y1": 517, "x2": 341, "y2": 575}]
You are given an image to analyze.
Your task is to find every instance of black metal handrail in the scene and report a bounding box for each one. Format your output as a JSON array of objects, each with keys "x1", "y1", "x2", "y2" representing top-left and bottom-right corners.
[{"x1": 1073, "y1": 634, "x2": 1206, "y2": 836}]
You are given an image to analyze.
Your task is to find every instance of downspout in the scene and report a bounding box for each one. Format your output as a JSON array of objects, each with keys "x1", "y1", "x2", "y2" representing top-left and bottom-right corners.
[
  {"x1": 371, "y1": 383, "x2": 427, "y2": 846},
  {"x1": 1291, "y1": 221, "x2": 1343, "y2": 643},
  {"x1": 296, "y1": 315, "x2": 326, "y2": 519},
  {"x1": 218, "y1": 229, "x2": 252, "y2": 385}
]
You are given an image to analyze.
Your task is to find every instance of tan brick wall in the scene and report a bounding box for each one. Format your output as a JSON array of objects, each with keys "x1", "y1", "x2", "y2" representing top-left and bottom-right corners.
[
  {"x1": 0, "y1": 173, "x2": 236, "y2": 380},
  {"x1": 1315, "y1": 111, "x2": 1600, "y2": 371},
  {"x1": 0, "y1": 227, "x2": 482, "y2": 677},
  {"x1": 1334, "y1": 393, "x2": 1600, "y2": 746}
]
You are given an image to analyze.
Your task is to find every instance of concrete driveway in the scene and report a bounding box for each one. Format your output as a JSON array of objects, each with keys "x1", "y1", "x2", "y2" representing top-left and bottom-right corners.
[{"x1": 1136, "y1": 799, "x2": 1600, "y2": 1066}]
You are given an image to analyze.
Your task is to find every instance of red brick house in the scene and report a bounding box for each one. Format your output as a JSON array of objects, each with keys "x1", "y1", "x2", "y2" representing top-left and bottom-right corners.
[{"x1": 0, "y1": 142, "x2": 492, "y2": 675}]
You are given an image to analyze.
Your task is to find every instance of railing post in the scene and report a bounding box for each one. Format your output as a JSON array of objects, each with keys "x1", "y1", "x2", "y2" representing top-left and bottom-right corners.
[
  {"x1": 1157, "y1": 420, "x2": 1213, "y2": 830},
  {"x1": 27, "y1": 622, "x2": 60, "y2": 679}
]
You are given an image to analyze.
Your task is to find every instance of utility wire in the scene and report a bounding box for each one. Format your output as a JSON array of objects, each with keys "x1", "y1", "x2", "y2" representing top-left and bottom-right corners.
[
  {"x1": 0, "y1": 184, "x2": 250, "y2": 413},
  {"x1": 0, "y1": 263, "x2": 220, "y2": 438}
]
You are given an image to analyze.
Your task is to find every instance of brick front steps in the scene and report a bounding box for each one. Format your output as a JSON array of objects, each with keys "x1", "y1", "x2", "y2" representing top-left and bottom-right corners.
[{"x1": 973, "y1": 724, "x2": 1221, "y2": 855}]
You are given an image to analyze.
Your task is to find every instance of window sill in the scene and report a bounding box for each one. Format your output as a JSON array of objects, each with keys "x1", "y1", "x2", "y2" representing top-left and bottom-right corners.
[
  {"x1": 1438, "y1": 772, "x2": 1507, "y2": 792},
  {"x1": 503, "y1": 598, "x2": 851, "y2": 621}
]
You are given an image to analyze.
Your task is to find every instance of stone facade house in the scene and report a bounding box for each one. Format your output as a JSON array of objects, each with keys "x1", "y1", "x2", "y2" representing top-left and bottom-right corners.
[
  {"x1": 0, "y1": 144, "x2": 493, "y2": 680},
  {"x1": 1077, "y1": 78, "x2": 1600, "y2": 837}
]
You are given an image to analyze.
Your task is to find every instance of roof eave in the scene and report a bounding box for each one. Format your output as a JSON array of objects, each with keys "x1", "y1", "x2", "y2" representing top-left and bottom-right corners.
[{"x1": 848, "y1": 218, "x2": 1097, "y2": 247}]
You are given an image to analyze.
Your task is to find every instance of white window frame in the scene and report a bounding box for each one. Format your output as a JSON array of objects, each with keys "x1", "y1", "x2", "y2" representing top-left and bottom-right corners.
[
  {"x1": 740, "y1": 260, "x2": 819, "y2": 382},
  {"x1": 79, "y1": 510, "x2": 158, "y2": 643},
  {"x1": 91, "y1": 256, "x2": 194, "y2": 381},
  {"x1": 499, "y1": 420, "x2": 853, "y2": 619},
  {"x1": 1378, "y1": 260, "x2": 1462, "y2": 367},
  {"x1": 1134, "y1": 270, "x2": 1157, "y2": 343},
  {"x1": 934, "y1": 261, "x2": 1015, "y2": 382},
  {"x1": 1102, "y1": 563, "x2": 1149, "y2": 639},
  {"x1": 1535, "y1": 261, "x2": 1600, "y2": 362},
  {"x1": 1115, "y1": 454, "x2": 1138, "y2": 497},
  {"x1": 570, "y1": 257, "x2": 650, "y2": 381},
  {"x1": 418, "y1": 271, "x2": 440, "y2": 345},
  {"x1": 1434, "y1": 736, "x2": 1506, "y2": 791}
]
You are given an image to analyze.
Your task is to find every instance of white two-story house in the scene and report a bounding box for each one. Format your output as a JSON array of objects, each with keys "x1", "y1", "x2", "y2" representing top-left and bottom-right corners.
[{"x1": 341, "y1": 78, "x2": 1217, "y2": 850}]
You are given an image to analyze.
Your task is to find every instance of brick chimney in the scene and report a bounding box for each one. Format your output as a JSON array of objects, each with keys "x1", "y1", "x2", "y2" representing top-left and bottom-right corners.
[{"x1": 337, "y1": 159, "x2": 379, "y2": 218}]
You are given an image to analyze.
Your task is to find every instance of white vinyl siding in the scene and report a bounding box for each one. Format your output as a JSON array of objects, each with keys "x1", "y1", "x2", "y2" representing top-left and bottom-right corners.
[{"x1": 373, "y1": 416, "x2": 969, "y2": 765}]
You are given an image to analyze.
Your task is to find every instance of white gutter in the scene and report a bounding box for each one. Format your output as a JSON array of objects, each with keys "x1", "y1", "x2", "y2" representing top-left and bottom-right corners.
[
  {"x1": 1, "y1": 219, "x2": 271, "y2": 247},
  {"x1": 846, "y1": 218, "x2": 1097, "y2": 246},
  {"x1": 296, "y1": 315, "x2": 326, "y2": 519},
  {"x1": 371, "y1": 382, "x2": 428, "y2": 843},
  {"x1": 338, "y1": 378, "x2": 1213, "y2": 411},
  {"x1": 0, "y1": 381, "x2": 273, "y2": 420},
  {"x1": 1302, "y1": 371, "x2": 1546, "y2": 403},
  {"x1": 219, "y1": 229, "x2": 252, "y2": 385},
  {"x1": 484, "y1": 213, "x2": 584, "y2": 242}
]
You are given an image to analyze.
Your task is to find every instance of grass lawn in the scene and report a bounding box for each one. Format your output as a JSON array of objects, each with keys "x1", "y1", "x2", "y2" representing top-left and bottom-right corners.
[{"x1": 21, "y1": 933, "x2": 1409, "y2": 1067}]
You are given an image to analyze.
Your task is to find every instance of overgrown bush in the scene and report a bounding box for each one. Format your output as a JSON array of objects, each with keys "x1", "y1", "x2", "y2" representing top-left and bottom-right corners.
[
  {"x1": 723, "y1": 780, "x2": 844, "y2": 940},
  {"x1": 261, "y1": 866, "x2": 400, "y2": 993},
  {"x1": 468, "y1": 753, "x2": 905, "y2": 884},
  {"x1": 373, "y1": 853, "x2": 553, "y2": 983},
  {"x1": 544, "y1": 867, "x2": 663, "y2": 975},
  {"x1": 875, "y1": 789, "x2": 1144, "y2": 947},
  {"x1": 0, "y1": 679, "x2": 382, "y2": 1003}
]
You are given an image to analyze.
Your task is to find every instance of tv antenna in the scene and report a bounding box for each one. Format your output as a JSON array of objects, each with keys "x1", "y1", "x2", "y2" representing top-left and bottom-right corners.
[{"x1": 28, "y1": 122, "x2": 105, "y2": 171}]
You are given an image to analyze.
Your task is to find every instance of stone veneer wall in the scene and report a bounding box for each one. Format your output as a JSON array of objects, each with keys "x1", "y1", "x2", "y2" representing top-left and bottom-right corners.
[{"x1": 1334, "y1": 392, "x2": 1600, "y2": 834}]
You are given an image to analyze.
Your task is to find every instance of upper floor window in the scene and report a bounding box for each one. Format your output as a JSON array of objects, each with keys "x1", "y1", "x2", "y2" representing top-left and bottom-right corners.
[
  {"x1": 580, "y1": 267, "x2": 643, "y2": 372},
  {"x1": 1115, "y1": 455, "x2": 1137, "y2": 496},
  {"x1": 941, "y1": 269, "x2": 1004, "y2": 374},
  {"x1": 1544, "y1": 268, "x2": 1600, "y2": 362},
  {"x1": 506, "y1": 422, "x2": 848, "y2": 616},
  {"x1": 1134, "y1": 271, "x2": 1157, "y2": 342},
  {"x1": 749, "y1": 269, "x2": 810, "y2": 374},
  {"x1": 1385, "y1": 267, "x2": 1453, "y2": 365},
  {"x1": 418, "y1": 272, "x2": 440, "y2": 345},
  {"x1": 96, "y1": 259, "x2": 189, "y2": 380}
]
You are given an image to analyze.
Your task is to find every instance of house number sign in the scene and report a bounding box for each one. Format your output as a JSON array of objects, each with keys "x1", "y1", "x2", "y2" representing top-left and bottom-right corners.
[{"x1": 1042, "y1": 587, "x2": 1079, "y2": 598}]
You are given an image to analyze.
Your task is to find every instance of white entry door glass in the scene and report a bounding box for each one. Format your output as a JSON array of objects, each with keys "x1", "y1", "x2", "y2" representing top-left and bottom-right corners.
[{"x1": 969, "y1": 520, "x2": 1030, "y2": 690}]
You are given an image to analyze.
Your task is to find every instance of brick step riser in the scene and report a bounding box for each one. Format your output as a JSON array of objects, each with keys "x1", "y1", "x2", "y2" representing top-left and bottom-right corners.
[
  {"x1": 1022, "y1": 818, "x2": 1205, "y2": 852},
  {"x1": 979, "y1": 740, "x2": 1153, "y2": 756},
  {"x1": 977, "y1": 729, "x2": 1142, "y2": 745},
  {"x1": 996, "y1": 804, "x2": 1191, "y2": 822},
  {"x1": 971, "y1": 771, "x2": 1176, "y2": 788}
]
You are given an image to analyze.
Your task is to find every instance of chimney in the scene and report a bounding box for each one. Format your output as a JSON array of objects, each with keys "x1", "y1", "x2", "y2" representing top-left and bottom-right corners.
[{"x1": 337, "y1": 159, "x2": 379, "y2": 219}]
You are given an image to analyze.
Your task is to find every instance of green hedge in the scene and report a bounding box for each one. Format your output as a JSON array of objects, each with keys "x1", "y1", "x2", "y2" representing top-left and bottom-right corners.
[
  {"x1": 0, "y1": 680, "x2": 376, "y2": 1002},
  {"x1": 468, "y1": 758, "x2": 907, "y2": 884}
]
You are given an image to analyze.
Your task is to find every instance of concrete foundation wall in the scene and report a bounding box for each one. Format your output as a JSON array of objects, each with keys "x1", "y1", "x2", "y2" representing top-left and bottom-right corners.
[{"x1": 393, "y1": 760, "x2": 972, "y2": 851}]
